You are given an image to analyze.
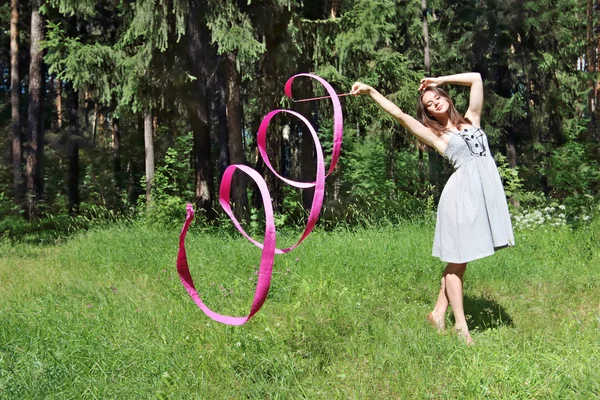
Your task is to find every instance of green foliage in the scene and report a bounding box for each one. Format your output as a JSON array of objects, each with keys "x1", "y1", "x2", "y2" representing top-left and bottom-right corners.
[
  {"x1": 46, "y1": 0, "x2": 97, "y2": 17},
  {"x1": 44, "y1": 26, "x2": 117, "y2": 104},
  {"x1": 543, "y1": 141, "x2": 600, "y2": 197},
  {"x1": 494, "y1": 153, "x2": 524, "y2": 199},
  {"x1": 207, "y1": 1, "x2": 266, "y2": 65},
  {"x1": 344, "y1": 133, "x2": 397, "y2": 206},
  {"x1": 335, "y1": 0, "x2": 396, "y2": 73},
  {"x1": 0, "y1": 192, "x2": 18, "y2": 219},
  {"x1": 0, "y1": 3, "x2": 10, "y2": 31},
  {"x1": 141, "y1": 132, "x2": 195, "y2": 227},
  {"x1": 338, "y1": 129, "x2": 431, "y2": 224},
  {"x1": 487, "y1": 92, "x2": 527, "y2": 129},
  {"x1": 120, "y1": 0, "x2": 187, "y2": 52}
]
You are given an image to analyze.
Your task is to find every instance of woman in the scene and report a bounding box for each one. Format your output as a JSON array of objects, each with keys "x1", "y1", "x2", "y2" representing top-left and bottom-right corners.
[{"x1": 350, "y1": 73, "x2": 514, "y2": 345}]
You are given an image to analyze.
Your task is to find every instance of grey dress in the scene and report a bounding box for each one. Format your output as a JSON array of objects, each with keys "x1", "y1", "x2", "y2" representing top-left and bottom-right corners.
[{"x1": 432, "y1": 125, "x2": 515, "y2": 263}]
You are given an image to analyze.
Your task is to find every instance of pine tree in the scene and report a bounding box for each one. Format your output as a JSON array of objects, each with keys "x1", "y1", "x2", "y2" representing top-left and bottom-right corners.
[
  {"x1": 25, "y1": 0, "x2": 45, "y2": 219},
  {"x1": 10, "y1": 0, "x2": 22, "y2": 205}
]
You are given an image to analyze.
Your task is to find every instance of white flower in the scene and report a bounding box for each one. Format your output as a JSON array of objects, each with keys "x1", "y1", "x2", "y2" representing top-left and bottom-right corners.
[
  {"x1": 583, "y1": 215, "x2": 591, "y2": 221},
  {"x1": 559, "y1": 205, "x2": 566, "y2": 210}
]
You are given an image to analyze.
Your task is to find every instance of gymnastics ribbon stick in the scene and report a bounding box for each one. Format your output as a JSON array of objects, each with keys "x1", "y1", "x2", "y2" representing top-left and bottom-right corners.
[
  {"x1": 291, "y1": 92, "x2": 353, "y2": 103},
  {"x1": 177, "y1": 73, "x2": 344, "y2": 325}
]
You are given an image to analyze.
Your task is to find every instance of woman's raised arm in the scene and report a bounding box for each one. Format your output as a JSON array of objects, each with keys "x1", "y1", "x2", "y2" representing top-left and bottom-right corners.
[{"x1": 351, "y1": 82, "x2": 445, "y2": 153}]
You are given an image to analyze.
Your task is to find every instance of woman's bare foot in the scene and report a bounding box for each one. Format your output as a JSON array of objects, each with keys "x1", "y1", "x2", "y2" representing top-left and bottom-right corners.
[
  {"x1": 455, "y1": 325, "x2": 474, "y2": 346},
  {"x1": 426, "y1": 312, "x2": 445, "y2": 332}
]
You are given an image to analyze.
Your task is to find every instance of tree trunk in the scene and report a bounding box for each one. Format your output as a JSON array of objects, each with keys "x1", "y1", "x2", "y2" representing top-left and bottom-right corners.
[
  {"x1": 184, "y1": 1, "x2": 216, "y2": 217},
  {"x1": 26, "y1": 0, "x2": 44, "y2": 220},
  {"x1": 78, "y1": 89, "x2": 87, "y2": 137},
  {"x1": 10, "y1": 0, "x2": 22, "y2": 205},
  {"x1": 92, "y1": 102, "x2": 99, "y2": 145},
  {"x1": 144, "y1": 109, "x2": 154, "y2": 204},
  {"x1": 224, "y1": 51, "x2": 249, "y2": 220},
  {"x1": 505, "y1": 130, "x2": 520, "y2": 207},
  {"x1": 422, "y1": 0, "x2": 440, "y2": 194},
  {"x1": 295, "y1": 74, "x2": 317, "y2": 210},
  {"x1": 190, "y1": 104, "x2": 214, "y2": 215},
  {"x1": 216, "y1": 65, "x2": 231, "y2": 181},
  {"x1": 587, "y1": 0, "x2": 596, "y2": 139},
  {"x1": 248, "y1": 116, "x2": 265, "y2": 211},
  {"x1": 66, "y1": 85, "x2": 80, "y2": 214},
  {"x1": 267, "y1": 134, "x2": 283, "y2": 212},
  {"x1": 295, "y1": 29, "x2": 317, "y2": 210},
  {"x1": 258, "y1": 49, "x2": 283, "y2": 213},
  {"x1": 329, "y1": 0, "x2": 340, "y2": 19},
  {"x1": 111, "y1": 115, "x2": 122, "y2": 202},
  {"x1": 55, "y1": 77, "x2": 63, "y2": 129},
  {"x1": 300, "y1": 115, "x2": 316, "y2": 210},
  {"x1": 421, "y1": 0, "x2": 430, "y2": 186},
  {"x1": 418, "y1": 149, "x2": 425, "y2": 185},
  {"x1": 422, "y1": 0, "x2": 431, "y2": 75},
  {"x1": 67, "y1": 135, "x2": 80, "y2": 215}
]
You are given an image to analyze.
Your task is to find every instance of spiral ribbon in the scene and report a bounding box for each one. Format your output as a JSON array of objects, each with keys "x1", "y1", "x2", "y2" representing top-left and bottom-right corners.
[{"x1": 176, "y1": 73, "x2": 343, "y2": 325}]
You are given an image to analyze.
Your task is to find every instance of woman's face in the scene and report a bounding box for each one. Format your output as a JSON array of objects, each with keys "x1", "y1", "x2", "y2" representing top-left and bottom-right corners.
[{"x1": 421, "y1": 90, "x2": 449, "y2": 119}]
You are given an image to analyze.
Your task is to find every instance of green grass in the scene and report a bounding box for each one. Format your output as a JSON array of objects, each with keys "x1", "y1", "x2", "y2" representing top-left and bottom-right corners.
[{"x1": 0, "y1": 219, "x2": 599, "y2": 399}]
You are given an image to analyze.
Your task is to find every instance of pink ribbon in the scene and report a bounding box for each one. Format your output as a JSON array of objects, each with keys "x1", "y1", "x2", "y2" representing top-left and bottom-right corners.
[{"x1": 177, "y1": 73, "x2": 344, "y2": 325}]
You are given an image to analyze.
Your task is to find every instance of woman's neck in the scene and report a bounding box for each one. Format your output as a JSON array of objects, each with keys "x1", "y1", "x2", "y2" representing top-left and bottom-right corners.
[{"x1": 435, "y1": 115, "x2": 452, "y2": 130}]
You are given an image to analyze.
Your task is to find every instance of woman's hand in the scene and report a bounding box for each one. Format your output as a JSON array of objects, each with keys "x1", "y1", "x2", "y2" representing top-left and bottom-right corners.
[
  {"x1": 351, "y1": 82, "x2": 373, "y2": 96},
  {"x1": 418, "y1": 77, "x2": 441, "y2": 91}
]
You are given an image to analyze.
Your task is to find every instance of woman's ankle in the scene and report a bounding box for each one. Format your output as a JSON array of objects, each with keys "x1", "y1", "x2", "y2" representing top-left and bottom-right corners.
[
  {"x1": 427, "y1": 312, "x2": 446, "y2": 332},
  {"x1": 454, "y1": 325, "x2": 474, "y2": 345}
]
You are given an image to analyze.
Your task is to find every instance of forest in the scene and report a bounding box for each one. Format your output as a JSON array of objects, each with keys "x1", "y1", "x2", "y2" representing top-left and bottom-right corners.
[{"x1": 1, "y1": 0, "x2": 599, "y2": 235}]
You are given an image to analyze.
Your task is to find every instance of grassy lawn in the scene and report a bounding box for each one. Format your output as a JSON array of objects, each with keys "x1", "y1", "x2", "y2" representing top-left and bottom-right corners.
[{"x1": 0, "y1": 219, "x2": 599, "y2": 399}]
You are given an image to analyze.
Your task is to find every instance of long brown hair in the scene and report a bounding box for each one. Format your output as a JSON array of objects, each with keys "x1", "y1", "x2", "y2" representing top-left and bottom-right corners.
[{"x1": 416, "y1": 86, "x2": 470, "y2": 150}]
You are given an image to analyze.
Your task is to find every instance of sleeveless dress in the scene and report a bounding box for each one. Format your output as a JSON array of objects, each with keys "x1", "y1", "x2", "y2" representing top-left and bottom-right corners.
[{"x1": 432, "y1": 125, "x2": 515, "y2": 263}]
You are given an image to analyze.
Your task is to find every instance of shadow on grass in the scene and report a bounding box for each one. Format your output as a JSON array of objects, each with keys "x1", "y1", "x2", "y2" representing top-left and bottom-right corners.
[
  {"x1": 0, "y1": 212, "x2": 130, "y2": 246},
  {"x1": 463, "y1": 295, "x2": 514, "y2": 332}
]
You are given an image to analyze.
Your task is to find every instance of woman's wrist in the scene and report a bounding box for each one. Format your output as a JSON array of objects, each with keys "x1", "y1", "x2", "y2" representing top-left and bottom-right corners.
[{"x1": 435, "y1": 76, "x2": 448, "y2": 86}]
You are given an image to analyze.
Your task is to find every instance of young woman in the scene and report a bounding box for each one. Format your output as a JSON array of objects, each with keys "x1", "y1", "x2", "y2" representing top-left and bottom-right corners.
[{"x1": 350, "y1": 73, "x2": 514, "y2": 345}]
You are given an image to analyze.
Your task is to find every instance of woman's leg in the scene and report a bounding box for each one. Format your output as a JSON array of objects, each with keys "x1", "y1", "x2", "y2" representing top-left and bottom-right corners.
[
  {"x1": 427, "y1": 276, "x2": 449, "y2": 331},
  {"x1": 443, "y1": 262, "x2": 473, "y2": 344}
]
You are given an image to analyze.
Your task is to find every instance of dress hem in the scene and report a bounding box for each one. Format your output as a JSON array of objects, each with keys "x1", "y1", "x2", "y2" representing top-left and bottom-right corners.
[{"x1": 432, "y1": 242, "x2": 512, "y2": 264}]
